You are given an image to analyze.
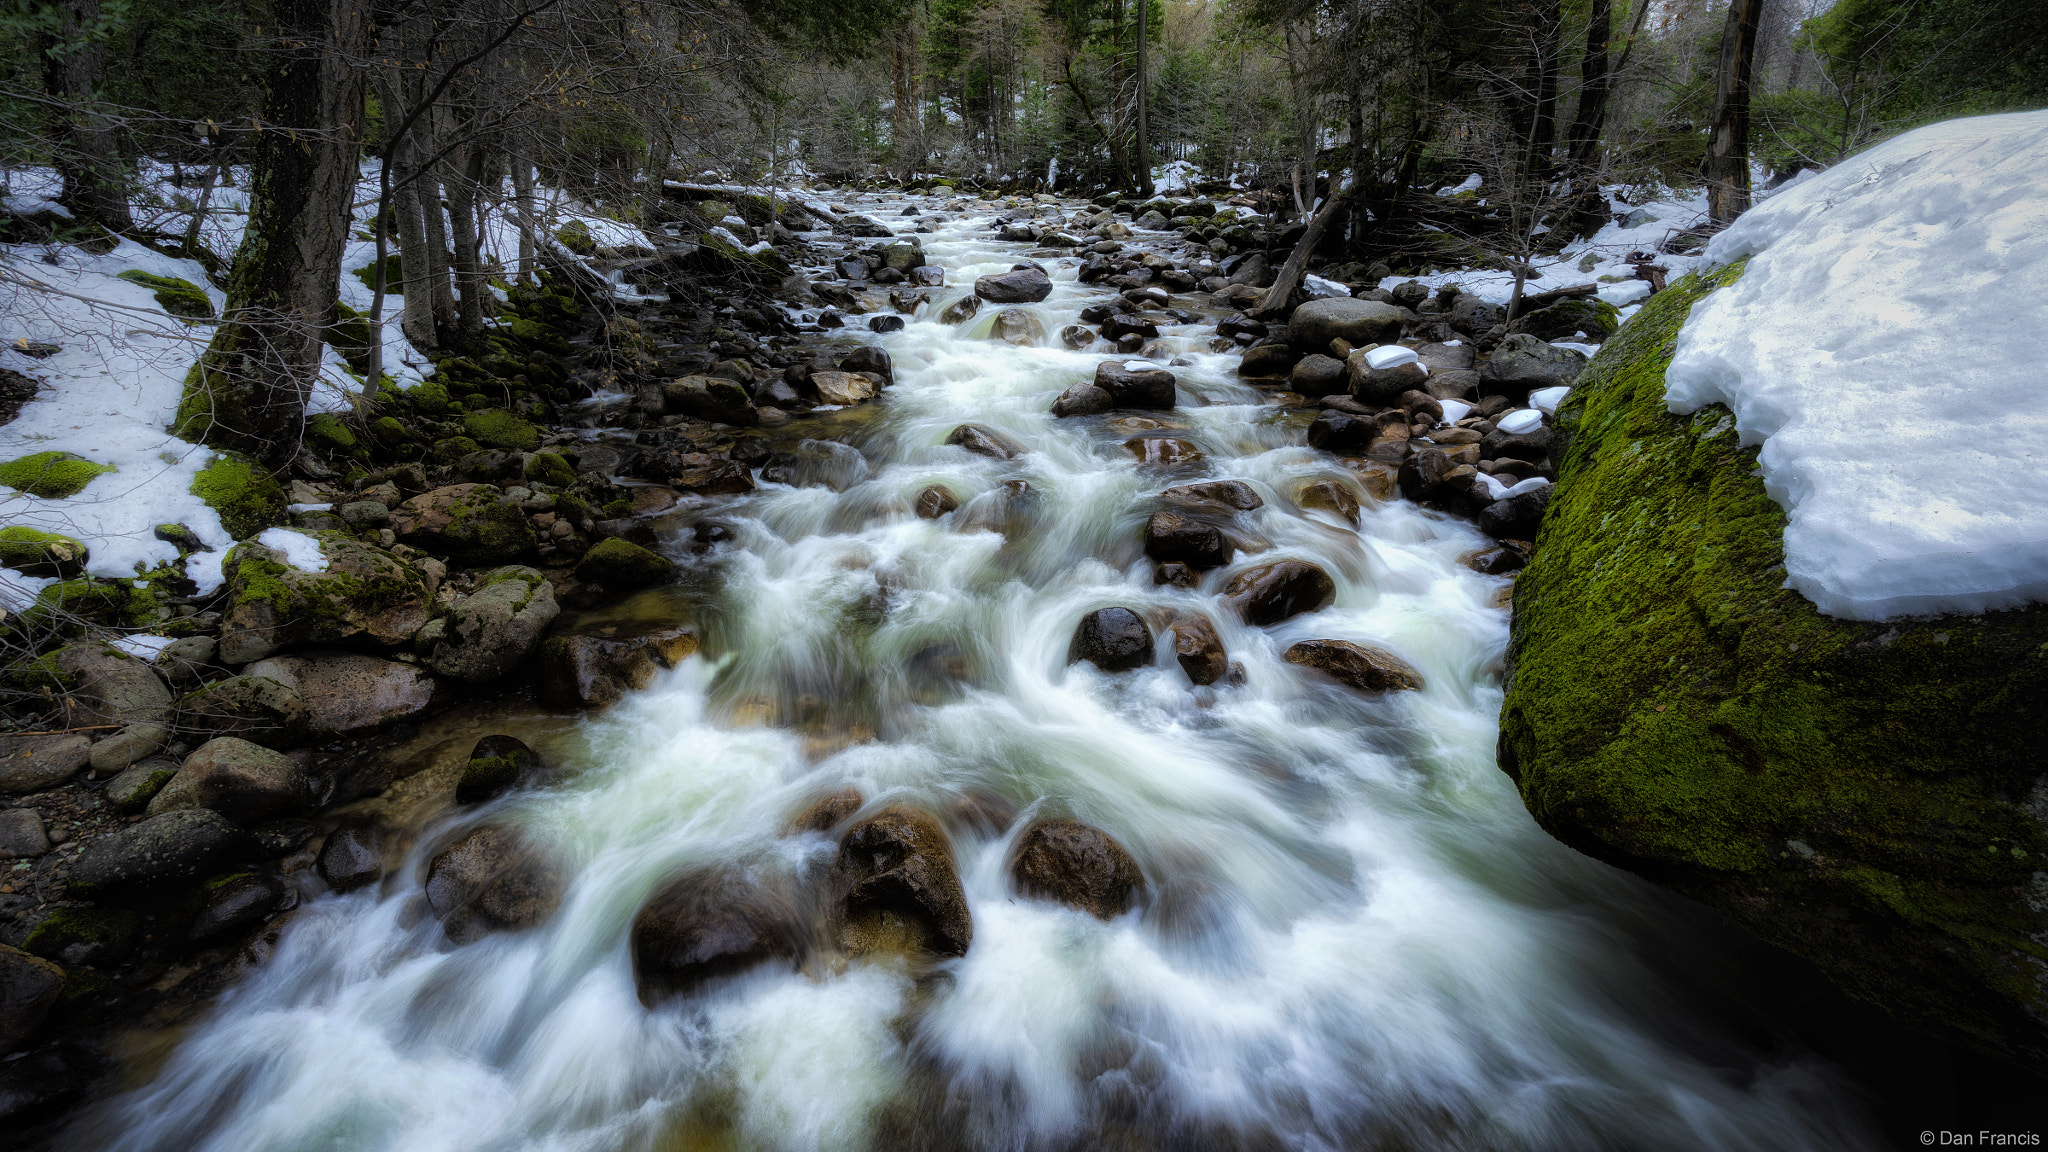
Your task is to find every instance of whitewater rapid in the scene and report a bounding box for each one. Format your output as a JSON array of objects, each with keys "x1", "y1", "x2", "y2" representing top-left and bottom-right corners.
[{"x1": 64, "y1": 199, "x2": 1874, "y2": 1152}]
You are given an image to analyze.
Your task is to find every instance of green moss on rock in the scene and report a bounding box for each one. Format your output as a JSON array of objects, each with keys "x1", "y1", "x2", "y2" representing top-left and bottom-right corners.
[
  {"x1": 0, "y1": 451, "x2": 114, "y2": 499},
  {"x1": 462, "y1": 409, "x2": 539, "y2": 453},
  {"x1": 116, "y1": 269, "x2": 214, "y2": 324},
  {"x1": 1499, "y1": 262, "x2": 2048, "y2": 1068},
  {"x1": 574, "y1": 537, "x2": 676, "y2": 588},
  {"x1": 306, "y1": 413, "x2": 359, "y2": 453},
  {"x1": 189, "y1": 452, "x2": 286, "y2": 539},
  {"x1": 0, "y1": 526, "x2": 89, "y2": 577},
  {"x1": 24, "y1": 907, "x2": 141, "y2": 965},
  {"x1": 523, "y1": 451, "x2": 575, "y2": 488}
]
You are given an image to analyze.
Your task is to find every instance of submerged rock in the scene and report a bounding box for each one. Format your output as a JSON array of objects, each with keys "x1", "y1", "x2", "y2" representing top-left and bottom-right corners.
[
  {"x1": 1010, "y1": 819, "x2": 1145, "y2": 919},
  {"x1": 1499, "y1": 262, "x2": 2048, "y2": 1069},
  {"x1": 832, "y1": 808, "x2": 972, "y2": 958}
]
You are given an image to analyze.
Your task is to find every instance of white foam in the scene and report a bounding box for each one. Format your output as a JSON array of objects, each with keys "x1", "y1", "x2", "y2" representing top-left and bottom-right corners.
[{"x1": 1665, "y1": 110, "x2": 2048, "y2": 619}]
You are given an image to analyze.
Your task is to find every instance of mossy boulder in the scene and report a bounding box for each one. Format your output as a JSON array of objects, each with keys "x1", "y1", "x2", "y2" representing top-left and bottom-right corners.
[
  {"x1": 190, "y1": 452, "x2": 287, "y2": 539},
  {"x1": 116, "y1": 269, "x2": 214, "y2": 324},
  {"x1": 23, "y1": 907, "x2": 141, "y2": 967},
  {"x1": 1511, "y1": 295, "x2": 1622, "y2": 342},
  {"x1": 554, "y1": 220, "x2": 596, "y2": 255},
  {"x1": 389, "y1": 483, "x2": 539, "y2": 567},
  {"x1": 431, "y1": 436, "x2": 482, "y2": 463},
  {"x1": 522, "y1": 451, "x2": 575, "y2": 488},
  {"x1": 305, "y1": 412, "x2": 360, "y2": 454},
  {"x1": 216, "y1": 533, "x2": 432, "y2": 664},
  {"x1": 0, "y1": 527, "x2": 88, "y2": 577},
  {"x1": 352, "y1": 253, "x2": 403, "y2": 293},
  {"x1": 329, "y1": 301, "x2": 375, "y2": 372},
  {"x1": 1498, "y1": 262, "x2": 2048, "y2": 1070},
  {"x1": 462, "y1": 409, "x2": 540, "y2": 453},
  {"x1": 573, "y1": 537, "x2": 676, "y2": 588},
  {"x1": 0, "y1": 451, "x2": 114, "y2": 499}
]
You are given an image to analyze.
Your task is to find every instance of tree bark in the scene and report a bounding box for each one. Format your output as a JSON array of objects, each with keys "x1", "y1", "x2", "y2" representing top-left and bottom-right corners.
[
  {"x1": 1135, "y1": 0, "x2": 1153, "y2": 196},
  {"x1": 509, "y1": 146, "x2": 538, "y2": 286},
  {"x1": 445, "y1": 135, "x2": 489, "y2": 345},
  {"x1": 177, "y1": 0, "x2": 368, "y2": 466},
  {"x1": 889, "y1": 21, "x2": 923, "y2": 183},
  {"x1": 39, "y1": 0, "x2": 132, "y2": 235},
  {"x1": 1705, "y1": 0, "x2": 1765, "y2": 226},
  {"x1": 1253, "y1": 194, "x2": 1345, "y2": 319}
]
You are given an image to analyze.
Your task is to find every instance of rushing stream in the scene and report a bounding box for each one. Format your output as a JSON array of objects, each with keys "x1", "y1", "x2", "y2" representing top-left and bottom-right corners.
[{"x1": 63, "y1": 199, "x2": 1876, "y2": 1151}]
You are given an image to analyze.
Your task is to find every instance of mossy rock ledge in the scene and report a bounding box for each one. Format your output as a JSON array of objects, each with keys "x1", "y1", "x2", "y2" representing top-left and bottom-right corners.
[{"x1": 1498, "y1": 262, "x2": 2048, "y2": 1069}]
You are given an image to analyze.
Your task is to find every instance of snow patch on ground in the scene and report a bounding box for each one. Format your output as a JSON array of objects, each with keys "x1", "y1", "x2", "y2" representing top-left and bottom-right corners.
[{"x1": 1665, "y1": 110, "x2": 2048, "y2": 620}]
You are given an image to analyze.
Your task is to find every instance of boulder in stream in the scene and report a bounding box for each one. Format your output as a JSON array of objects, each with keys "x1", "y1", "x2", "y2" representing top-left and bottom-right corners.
[
  {"x1": 1164, "y1": 610, "x2": 1229, "y2": 686},
  {"x1": 1223, "y1": 560, "x2": 1335, "y2": 626},
  {"x1": 973, "y1": 266, "x2": 1053, "y2": 304},
  {"x1": 630, "y1": 868, "x2": 804, "y2": 1004},
  {"x1": 537, "y1": 626, "x2": 700, "y2": 708},
  {"x1": 944, "y1": 423, "x2": 1026, "y2": 461},
  {"x1": 1143, "y1": 508, "x2": 1231, "y2": 570},
  {"x1": 456, "y1": 735, "x2": 546, "y2": 805},
  {"x1": 832, "y1": 807, "x2": 973, "y2": 959},
  {"x1": 1069, "y1": 607, "x2": 1153, "y2": 672},
  {"x1": 317, "y1": 820, "x2": 383, "y2": 892},
  {"x1": 1283, "y1": 639, "x2": 1424, "y2": 694},
  {"x1": 425, "y1": 567, "x2": 559, "y2": 683},
  {"x1": 1287, "y1": 298, "x2": 1404, "y2": 351},
  {"x1": 425, "y1": 824, "x2": 564, "y2": 944},
  {"x1": 1010, "y1": 819, "x2": 1145, "y2": 919}
]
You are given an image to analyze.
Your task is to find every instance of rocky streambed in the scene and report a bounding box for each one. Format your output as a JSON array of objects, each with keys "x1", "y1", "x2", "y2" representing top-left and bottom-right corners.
[{"x1": 2, "y1": 188, "x2": 1904, "y2": 1151}]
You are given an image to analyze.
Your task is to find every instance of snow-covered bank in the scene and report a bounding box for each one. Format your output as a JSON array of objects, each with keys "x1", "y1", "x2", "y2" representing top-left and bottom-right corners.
[{"x1": 1666, "y1": 110, "x2": 2048, "y2": 620}]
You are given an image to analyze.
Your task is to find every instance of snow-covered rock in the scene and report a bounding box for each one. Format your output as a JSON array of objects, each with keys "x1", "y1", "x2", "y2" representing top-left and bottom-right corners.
[{"x1": 1666, "y1": 109, "x2": 2048, "y2": 619}]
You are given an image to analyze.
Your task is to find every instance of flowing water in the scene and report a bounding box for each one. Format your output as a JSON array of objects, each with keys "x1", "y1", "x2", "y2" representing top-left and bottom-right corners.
[{"x1": 65, "y1": 199, "x2": 1877, "y2": 1152}]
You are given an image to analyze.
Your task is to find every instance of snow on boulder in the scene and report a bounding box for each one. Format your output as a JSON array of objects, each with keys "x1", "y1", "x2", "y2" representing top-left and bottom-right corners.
[{"x1": 1665, "y1": 110, "x2": 2048, "y2": 620}]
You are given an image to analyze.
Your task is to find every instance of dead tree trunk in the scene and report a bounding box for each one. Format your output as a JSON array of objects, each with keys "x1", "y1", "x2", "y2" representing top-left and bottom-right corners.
[
  {"x1": 1704, "y1": 0, "x2": 1765, "y2": 226},
  {"x1": 1254, "y1": 195, "x2": 1346, "y2": 319},
  {"x1": 177, "y1": 0, "x2": 368, "y2": 465}
]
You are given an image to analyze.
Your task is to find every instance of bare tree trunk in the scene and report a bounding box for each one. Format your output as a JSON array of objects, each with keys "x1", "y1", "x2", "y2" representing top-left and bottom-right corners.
[
  {"x1": 1705, "y1": 0, "x2": 1765, "y2": 226},
  {"x1": 177, "y1": 0, "x2": 367, "y2": 466},
  {"x1": 40, "y1": 0, "x2": 131, "y2": 235},
  {"x1": 509, "y1": 146, "x2": 538, "y2": 286},
  {"x1": 1135, "y1": 0, "x2": 1153, "y2": 197},
  {"x1": 446, "y1": 136, "x2": 489, "y2": 345},
  {"x1": 1564, "y1": 0, "x2": 1614, "y2": 239},
  {"x1": 419, "y1": 113, "x2": 460, "y2": 345},
  {"x1": 889, "y1": 21, "x2": 923, "y2": 183},
  {"x1": 1254, "y1": 194, "x2": 1345, "y2": 319}
]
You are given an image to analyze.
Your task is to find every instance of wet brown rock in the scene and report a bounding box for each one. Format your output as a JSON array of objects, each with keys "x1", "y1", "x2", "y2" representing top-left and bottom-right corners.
[
  {"x1": 914, "y1": 485, "x2": 960, "y2": 519},
  {"x1": 788, "y1": 787, "x2": 865, "y2": 834},
  {"x1": 1010, "y1": 820, "x2": 1145, "y2": 919},
  {"x1": 631, "y1": 868, "x2": 804, "y2": 1004},
  {"x1": 1283, "y1": 639, "x2": 1424, "y2": 694},
  {"x1": 672, "y1": 454, "x2": 756, "y2": 495},
  {"x1": 808, "y1": 371, "x2": 878, "y2": 406},
  {"x1": 1223, "y1": 560, "x2": 1336, "y2": 626},
  {"x1": 537, "y1": 627, "x2": 700, "y2": 708},
  {"x1": 1295, "y1": 479, "x2": 1360, "y2": 525},
  {"x1": 186, "y1": 873, "x2": 290, "y2": 944},
  {"x1": 1165, "y1": 611, "x2": 1228, "y2": 686},
  {"x1": 1153, "y1": 562, "x2": 1198, "y2": 587},
  {"x1": 1123, "y1": 437, "x2": 1202, "y2": 465},
  {"x1": 1340, "y1": 459, "x2": 1399, "y2": 501},
  {"x1": 1238, "y1": 343, "x2": 1299, "y2": 377},
  {"x1": 1068, "y1": 607, "x2": 1152, "y2": 673},
  {"x1": 425, "y1": 824, "x2": 564, "y2": 944},
  {"x1": 1305, "y1": 411, "x2": 1374, "y2": 454},
  {"x1": 1143, "y1": 508, "x2": 1231, "y2": 570},
  {"x1": 833, "y1": 808, "x2": 972, "y2": 958},
  {"x1": 945, "y1": 423, "x2": 1027, "y2": 461},
  {"x1": 1460, "y1": 543, "x2": 1531, "y2": 575},
  {"x1": 1159, "y1": 480, "x2": 1263, "y2": 511},
  {"x1": 317, "y1": 820, "x2": 383, "y2": 892}
]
